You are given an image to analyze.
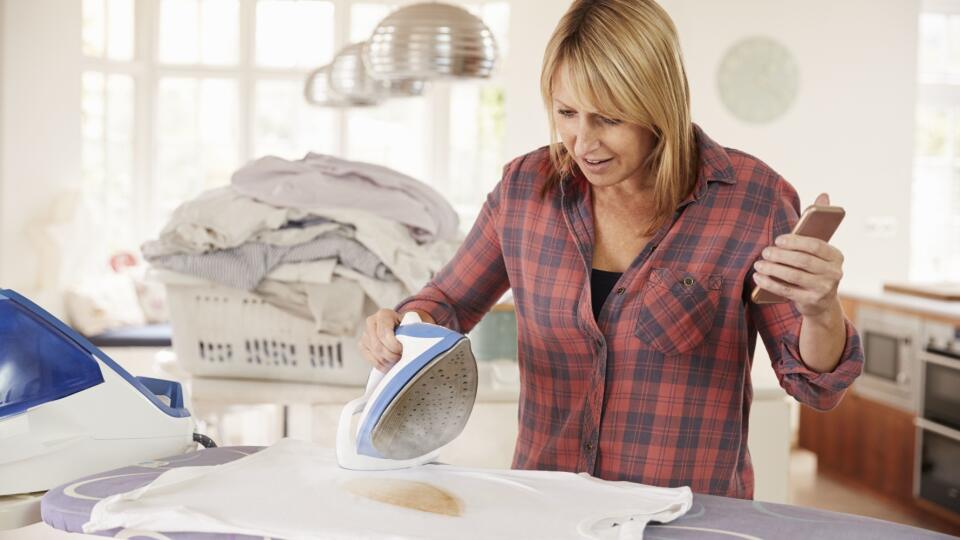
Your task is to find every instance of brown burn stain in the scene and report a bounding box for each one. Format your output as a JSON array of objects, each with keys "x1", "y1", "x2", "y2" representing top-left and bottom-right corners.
[{"x1": 341, "y1": 478, "x2": 463, "y2": 517}]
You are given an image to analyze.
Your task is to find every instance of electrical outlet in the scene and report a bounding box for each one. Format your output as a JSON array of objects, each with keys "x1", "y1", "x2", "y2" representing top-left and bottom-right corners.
[{"x1": 865, "y1": 216, "x2": 898, "y2": 238}]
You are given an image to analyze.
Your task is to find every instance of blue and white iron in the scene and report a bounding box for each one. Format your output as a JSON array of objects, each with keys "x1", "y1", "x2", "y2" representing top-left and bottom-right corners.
[
  {"x1": 337, "y1": 312, "x2": 477, "y2": 470},
  {"x1": 0, "y1": 289, "x2": 196, "y2": 496}
]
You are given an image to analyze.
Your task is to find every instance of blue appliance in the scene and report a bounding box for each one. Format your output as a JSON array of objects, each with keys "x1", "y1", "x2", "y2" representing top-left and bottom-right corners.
[{"x1": 0, "y1": 289, "x2": 195, "y2": 496}]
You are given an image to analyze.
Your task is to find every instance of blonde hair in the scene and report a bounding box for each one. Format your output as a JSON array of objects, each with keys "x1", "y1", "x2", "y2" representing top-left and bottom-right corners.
[{"x1": 540, "y1": 0, "x2": 698, "y2": 235}]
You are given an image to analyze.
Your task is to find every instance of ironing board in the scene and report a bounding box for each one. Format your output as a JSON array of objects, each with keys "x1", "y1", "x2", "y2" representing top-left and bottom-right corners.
[{"x1": 41, "y1": 446, "x2": 955, "y2": 539}]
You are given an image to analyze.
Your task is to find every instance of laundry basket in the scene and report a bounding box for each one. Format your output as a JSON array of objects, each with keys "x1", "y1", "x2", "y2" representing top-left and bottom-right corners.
[{"x1": 158, "y1": 272, "x2": 370, "y2": 386}]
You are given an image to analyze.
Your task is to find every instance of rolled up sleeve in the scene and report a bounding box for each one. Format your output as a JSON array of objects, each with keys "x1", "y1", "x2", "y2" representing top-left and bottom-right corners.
[
  {"x1": 775, "y1": 317, "x2": 864, "y2": 410},
  {"x1": 750, "y1": 178, "x2": 864, "y2": 411}
]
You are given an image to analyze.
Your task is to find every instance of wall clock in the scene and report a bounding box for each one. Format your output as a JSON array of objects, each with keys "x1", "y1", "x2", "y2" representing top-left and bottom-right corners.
[{"x1": 717, "y1": 36, "x2": 800, "y2": 124}]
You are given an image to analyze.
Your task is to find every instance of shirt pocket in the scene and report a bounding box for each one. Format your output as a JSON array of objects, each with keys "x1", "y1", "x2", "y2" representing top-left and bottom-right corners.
[{"x1": 634, "y1": 267, "x2": 723, "y2": 355}]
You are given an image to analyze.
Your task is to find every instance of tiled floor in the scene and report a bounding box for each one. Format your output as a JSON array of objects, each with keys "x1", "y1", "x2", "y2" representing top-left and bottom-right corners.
[{"x1": 789, "y1": 448, "x2": 960, "y2": 537}]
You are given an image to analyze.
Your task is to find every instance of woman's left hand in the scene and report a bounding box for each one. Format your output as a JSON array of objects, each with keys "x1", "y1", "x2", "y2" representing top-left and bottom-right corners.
[{"x1": 752, "y1": 193, "x2": 844, "y2": 319}]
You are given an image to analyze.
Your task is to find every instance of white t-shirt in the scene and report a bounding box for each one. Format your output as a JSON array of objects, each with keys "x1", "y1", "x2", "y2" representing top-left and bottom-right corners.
[{"x1": 85, "y1": 439, "x2": 692, "y2": 540}]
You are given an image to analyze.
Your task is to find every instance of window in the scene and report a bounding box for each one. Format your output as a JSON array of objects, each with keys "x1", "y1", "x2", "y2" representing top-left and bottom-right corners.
[
  {"x1": 913, "y1": 1, "x2": 960, "y2": 280},
  {"x1": 81, "y1": 0, "x2": 137, "y2": 253},
  {"x1": 81, "y1": 0, "x2": 510, "y2": 260}
]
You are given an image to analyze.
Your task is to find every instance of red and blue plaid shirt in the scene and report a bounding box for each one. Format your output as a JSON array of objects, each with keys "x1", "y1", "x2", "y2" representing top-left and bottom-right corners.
[{"x1": 397, "y1": 125, "x2": 863, "y2": 498}]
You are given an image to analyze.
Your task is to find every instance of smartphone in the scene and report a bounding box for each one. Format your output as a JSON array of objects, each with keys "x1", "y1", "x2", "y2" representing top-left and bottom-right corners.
[{"x1": 750, "y1": 204, "x2": 846, "y2": 304}]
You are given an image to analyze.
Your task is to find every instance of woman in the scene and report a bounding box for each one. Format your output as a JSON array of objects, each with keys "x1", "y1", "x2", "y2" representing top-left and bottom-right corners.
[{"x1": 359, "y1": 0, "x2": 863, "y2": 499}]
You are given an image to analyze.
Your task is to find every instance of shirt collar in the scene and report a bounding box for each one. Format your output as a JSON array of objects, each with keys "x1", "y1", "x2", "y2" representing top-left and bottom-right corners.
[
  {"x1": 677, "y1": 124, "x2": 736, "y2": 208},
  {"x1": 694, "y1": 124, "x2": 736, "y2": 185}
]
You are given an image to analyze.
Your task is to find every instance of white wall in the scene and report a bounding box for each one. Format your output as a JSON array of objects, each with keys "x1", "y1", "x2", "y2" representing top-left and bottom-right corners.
[
  {"x1": 502, "y1": 0, "x2": 919, "y2": 293},
  {"x1": 0, "y1": 0, "x2": 922, "y2": 307},
  {"x1": 501, "y1": 0, "x2": 571, "y2": 160},
  {"x1": 0, "y1": 1, "x2": 82, "y2": 311},
  {"x1": 662, "y1": 0, "x2": 919, "y2": 293}
]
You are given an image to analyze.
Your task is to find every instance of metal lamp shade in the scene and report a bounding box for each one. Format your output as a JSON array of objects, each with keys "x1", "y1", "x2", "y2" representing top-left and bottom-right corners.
[
  {"x1": 304, "y1": 64, "x2": 375, "y2": 107},
  {"x1": 364, "y1": 2, "x2": 498, "y2": 81},
  {"x1": 383, "y1": 77, "x2": 428, "y2": 98},
  {"x1": 328, "y1": 43, "x2": 386, "y2": 105},
  {"x1": 329, "y1": 43, "x2": 426, "y2": 102}
]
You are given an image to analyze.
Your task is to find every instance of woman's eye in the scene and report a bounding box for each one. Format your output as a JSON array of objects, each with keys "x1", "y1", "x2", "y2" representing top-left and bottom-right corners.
[
  {"x1": 600, "y1": 116, "x2": 622, "y2": 126},
  {"x1": 557, "y1": 109, "x2": 575, "y2": 118}
]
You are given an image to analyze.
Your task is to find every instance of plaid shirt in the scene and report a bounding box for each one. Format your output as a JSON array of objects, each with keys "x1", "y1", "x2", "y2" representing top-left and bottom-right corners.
[{"x1": 396, "y1": 125, "x2": 863, "y2": 498}]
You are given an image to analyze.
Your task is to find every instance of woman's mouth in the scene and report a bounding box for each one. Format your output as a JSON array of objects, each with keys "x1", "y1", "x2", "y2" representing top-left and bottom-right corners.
[{"x1": 581, "y1": 157, "x2": 614, "y2": 173}]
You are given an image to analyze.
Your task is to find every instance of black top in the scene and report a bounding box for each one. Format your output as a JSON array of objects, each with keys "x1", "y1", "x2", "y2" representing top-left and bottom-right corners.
[{"x1": 590, "y1": 268, "x2": 622, "y2": 320}]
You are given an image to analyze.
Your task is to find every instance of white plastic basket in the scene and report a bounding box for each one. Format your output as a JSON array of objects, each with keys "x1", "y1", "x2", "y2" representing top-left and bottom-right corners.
[{"x1": 160, "y1": 273, "x2": 370, "y2": 386}]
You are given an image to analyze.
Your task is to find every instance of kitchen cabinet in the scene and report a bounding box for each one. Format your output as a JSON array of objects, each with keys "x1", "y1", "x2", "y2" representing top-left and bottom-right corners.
[
  {"x1": 801, "y1": 290, "x2": 960, "y2": 529},
  {"x1": 798, "y1": 391, "x2": 915, "y2": 502}
]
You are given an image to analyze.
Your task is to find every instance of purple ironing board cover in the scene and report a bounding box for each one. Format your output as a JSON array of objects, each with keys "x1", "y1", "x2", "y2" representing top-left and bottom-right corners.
[{"x1": 41, "y1": 446, "x2": 955, "y2": 540}]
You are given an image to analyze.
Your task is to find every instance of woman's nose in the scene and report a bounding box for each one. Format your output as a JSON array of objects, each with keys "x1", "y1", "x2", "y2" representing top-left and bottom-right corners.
[{"x1": 574, "y1": 123, "x2": 600, "y2": 157}]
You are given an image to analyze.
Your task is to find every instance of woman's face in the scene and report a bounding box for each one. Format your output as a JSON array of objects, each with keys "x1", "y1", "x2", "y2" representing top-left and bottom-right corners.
[{"x1": 552, "y1": 66, "x2": 656, "y2": 191}]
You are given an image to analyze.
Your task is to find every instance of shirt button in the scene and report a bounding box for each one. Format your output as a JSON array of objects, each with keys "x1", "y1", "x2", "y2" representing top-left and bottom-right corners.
[
  {"x1": 585, "y1": 442, "x2": 594, "y2": 451},
  {"x1": 616, "y1": 287, "x2": 625, "y2": 295}
]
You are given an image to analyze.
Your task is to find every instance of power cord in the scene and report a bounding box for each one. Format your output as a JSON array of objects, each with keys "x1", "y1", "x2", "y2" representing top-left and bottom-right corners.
[{"x1": 193, "y1": 432, "x2": 218, "y2": 448}]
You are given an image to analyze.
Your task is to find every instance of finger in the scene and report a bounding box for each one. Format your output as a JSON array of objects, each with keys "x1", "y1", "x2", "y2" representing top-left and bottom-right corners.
[
  {"x1": 375, "y1": 356, "x2": 392, "y2": 373},
  {"x1": 774, "y1": 234, "x2": 839, "y2": 261},
  {"x1": 376, "y1": 349, "x2": 398, "y2": 371},
  {"x1": 366, "y1": 311, "x2": 400, "y2": 357},
  {"x1": 368, "y1": 327, "x2": 400, "y2": 360},
  {"x1": 754, "y1": 260, "x2": 821, "y2": 292},
  {"x1": 358, "y1": 339, "x2": 380, "y2": 369},
  {"x1": 371, "y1": 320, "x2": 401, "y2": 362},
  {"x1": 814, "y1": 192, "x2": 830, "y2": 206},
  {"x1": 376, "y1": 312, "x2": 403, "y2": 355},
  {"x1": 361, "y1": 340, "x2": 394, "y2": 372},
  {"x1": 754, "y1": 273, "x2": 822, "y2": 307},
  {"x1": 360, "y1": 323, "x2": 399, "y2": 368},
  {"x1": 374, "y1": 341, "x2": 401, "y2": 363},
  {"x1": 361, "y1": 319, "x2": 382, "y2": 356},
  {"x1": 752, "y1": 272, "x2": 803, "y2": 302},
  {"x1": 756, "y1": 262, "x2": 838, "y2": 300},
  {"x1": 760, "y1": 246, "x2": 839, "y2": 278},
  {"x1": 365, "y1": 314, "x2": 379, "y2": 339}
]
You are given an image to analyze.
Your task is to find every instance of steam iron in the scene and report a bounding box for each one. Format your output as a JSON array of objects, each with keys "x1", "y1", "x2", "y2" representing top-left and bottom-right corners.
[
  {"x1": 0, "y1": 289, "x2": 196, "y2": 496},
  {"x1": 336, "y1": 312, "x2": 477, "y2": 470}
]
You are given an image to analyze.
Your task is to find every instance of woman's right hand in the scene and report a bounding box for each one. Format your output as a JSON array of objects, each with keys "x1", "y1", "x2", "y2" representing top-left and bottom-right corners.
[{"x1": 359, "y1": 309, "x2": 404, "y2": 372}]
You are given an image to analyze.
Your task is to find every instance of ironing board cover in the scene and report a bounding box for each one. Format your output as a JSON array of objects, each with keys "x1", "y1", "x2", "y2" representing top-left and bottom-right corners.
[{"x1": 40, "y1": 447, "x2": 955, "y2": 539}]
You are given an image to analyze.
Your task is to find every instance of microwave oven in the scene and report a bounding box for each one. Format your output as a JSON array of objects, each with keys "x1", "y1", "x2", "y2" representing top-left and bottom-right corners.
[{"x1": 853, "y1": 306, "x2": 921, "y2": 412}]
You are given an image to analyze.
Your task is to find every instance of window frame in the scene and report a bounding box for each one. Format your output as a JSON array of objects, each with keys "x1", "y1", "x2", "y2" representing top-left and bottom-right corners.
[
  {"x1": 81, "y1": 0, "x2": 508, "y2": 243},
  {"x1": 912, "y1": 0, "x2": 960, "y2": 281}
]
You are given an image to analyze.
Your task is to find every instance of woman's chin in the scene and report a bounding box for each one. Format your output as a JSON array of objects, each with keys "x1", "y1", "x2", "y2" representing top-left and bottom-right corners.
[{"x1": 581, "y1": 171, "x2": 624, "y2": 187}]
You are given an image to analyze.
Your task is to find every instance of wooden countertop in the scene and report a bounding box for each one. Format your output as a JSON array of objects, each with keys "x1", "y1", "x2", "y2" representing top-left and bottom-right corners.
[{"x1": 839, "y1": 286, "x2": 960, "y2": 325}]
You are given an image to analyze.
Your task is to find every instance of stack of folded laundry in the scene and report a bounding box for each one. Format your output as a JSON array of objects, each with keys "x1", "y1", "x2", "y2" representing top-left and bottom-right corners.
[{"x1": 142, "y1": 152, "x2": 462, "y2": 337}]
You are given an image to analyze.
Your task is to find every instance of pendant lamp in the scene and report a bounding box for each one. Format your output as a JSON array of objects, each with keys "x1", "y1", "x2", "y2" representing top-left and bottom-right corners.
[
  {"x1": 328, "y1": 43, "x2": 426, "y2": 103},
  {"x1": 303, "y1": 64, "x2": 375, "y2": 107},
  {"x1": 364, "y1": 2, "x2": 498, "y2": 81}
]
